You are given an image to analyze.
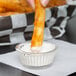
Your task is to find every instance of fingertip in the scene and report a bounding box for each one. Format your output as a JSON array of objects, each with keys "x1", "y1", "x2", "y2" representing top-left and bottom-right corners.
[
  {"x1": 40, "y1": 0, "x2": 49, "y2": 7},
  {"x1": 27, "y1": 0, "x2": 35, "y2": 9}
]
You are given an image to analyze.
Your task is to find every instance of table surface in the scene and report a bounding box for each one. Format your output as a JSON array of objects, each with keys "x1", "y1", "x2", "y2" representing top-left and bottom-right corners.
[
  {"x1": 0, "y1": 39, "x2": 76, "y2": 76},
  {"x1": 0, "y1": 62, "x2": 38, "y2": 76}
]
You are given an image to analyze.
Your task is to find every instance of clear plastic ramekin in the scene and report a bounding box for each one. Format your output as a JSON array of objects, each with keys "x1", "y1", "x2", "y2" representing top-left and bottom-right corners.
[{"x1": 16, "y1": 42, "x2": 56, "y2": 67}]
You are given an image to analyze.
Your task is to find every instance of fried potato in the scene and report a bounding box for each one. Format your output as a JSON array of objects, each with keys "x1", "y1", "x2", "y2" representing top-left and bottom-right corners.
[
  {"x1": 0, "y1": 0, "x2": 33, "y2": 13},
  {"x1": 0, "y1": 8, "x2": 6, "y2": 12},
  {"x1": 0, "y1": 0, "x2": 66, "y2": 14},
  {"x1": 31, "y1": 0, "x2": 45, "y2": 47},
  {"x1": 0, "y1": 12, "x2": 18, "y2": 16},
  {"x1": 47, "y1": 0, "x2": 66, "y2": 7}
]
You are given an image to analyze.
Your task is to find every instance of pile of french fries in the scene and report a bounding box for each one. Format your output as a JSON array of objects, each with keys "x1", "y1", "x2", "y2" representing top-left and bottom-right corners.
[
  {"x1": 0, "y1": 0, "x2": 66, "y2": 16},
  {"x1": 0, "y1": 0, "x2": 33, "y2": 16}
]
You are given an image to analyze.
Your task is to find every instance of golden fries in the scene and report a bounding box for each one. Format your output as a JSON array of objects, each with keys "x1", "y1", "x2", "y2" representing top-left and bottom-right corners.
[
  {"x1": 0, "y1": 0, "x2": 25, "y2": 12},
  {"x1": 0, "y1": 0, "x2": 33, "y2": 13},
  {"x1": 0, "y1": 8, "x2": 6, "y2": 12},
  {"x1": 31, "y1": 0, "x2": 45, "y2": 47},
  {"x1": 0, "y1": 0, "x2": 66, "y2": 15},
  {"x1": 47, "y1": 0, "x2": 66, "y2": 7}
]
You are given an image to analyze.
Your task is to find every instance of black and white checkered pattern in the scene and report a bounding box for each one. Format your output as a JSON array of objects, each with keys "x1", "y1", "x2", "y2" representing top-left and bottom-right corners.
[{"x1": 0, "y1": 5, "x2": 76, "y2": 46}]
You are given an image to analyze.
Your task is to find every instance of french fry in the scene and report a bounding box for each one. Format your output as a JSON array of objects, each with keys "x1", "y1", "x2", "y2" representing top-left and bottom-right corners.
[
  {"x1": 0, "y1": 8, "x2": 6, "y2": 12},
  {"x1": 0, "y1": 0, "x2": 25, "y2": 12},
  {"x1": 0, "y1": 12, "x2": 18, "y2": 16},
  {"x1": 31, "y1": 0, "x2": 45, "y2": 48},
  {"x1": 47, "y1": 0, "x2": 66, "y2": 7},
  {"x1": 0, "y1": 0, "x2": 33, "y2": 13}
]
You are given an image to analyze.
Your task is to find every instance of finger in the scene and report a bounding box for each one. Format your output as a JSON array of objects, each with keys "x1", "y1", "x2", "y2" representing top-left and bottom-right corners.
[
  {"x1": 40, "y1": 0, "x2": 49, "y2": 7},
  {"x1": 27, "y1": 0, "x2": 35, "y2": 9}
]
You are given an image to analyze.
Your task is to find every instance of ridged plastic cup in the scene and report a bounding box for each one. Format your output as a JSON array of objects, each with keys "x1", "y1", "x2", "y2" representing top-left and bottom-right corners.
[{"x1": 16, "y1": 42, "x2": 56, "y2": 67}]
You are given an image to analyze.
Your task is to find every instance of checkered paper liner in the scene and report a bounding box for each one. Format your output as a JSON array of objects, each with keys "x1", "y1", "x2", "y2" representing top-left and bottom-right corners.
[{"x1": 0, "y1": 5, "x2": 76, "y2": 46}]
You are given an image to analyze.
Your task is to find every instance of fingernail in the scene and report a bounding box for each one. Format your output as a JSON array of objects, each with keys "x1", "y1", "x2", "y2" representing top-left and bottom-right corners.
[{"x1": 41, "y1": 0, "x2": 49, "y2": 7}]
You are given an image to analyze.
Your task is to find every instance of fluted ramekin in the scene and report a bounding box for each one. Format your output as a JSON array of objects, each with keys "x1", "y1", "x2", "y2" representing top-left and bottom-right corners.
[{"x1": 16, "y1": 42, "x2": 56, "y2": 67}]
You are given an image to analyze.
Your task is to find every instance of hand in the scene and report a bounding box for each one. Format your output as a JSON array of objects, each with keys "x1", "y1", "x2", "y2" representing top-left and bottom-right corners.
[{"x1": 27, "y1": 0, "x2": 49, "y2": 9}]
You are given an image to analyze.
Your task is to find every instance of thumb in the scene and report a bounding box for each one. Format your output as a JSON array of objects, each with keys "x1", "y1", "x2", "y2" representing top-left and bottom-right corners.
[{"x1": 40, "y1": 0, "x2": 49, "y2": 7}]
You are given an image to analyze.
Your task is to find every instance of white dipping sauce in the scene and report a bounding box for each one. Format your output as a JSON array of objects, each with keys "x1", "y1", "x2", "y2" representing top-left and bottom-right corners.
[{"x1": 21, "y1": 42, "x2": 55, "y2": 53}]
